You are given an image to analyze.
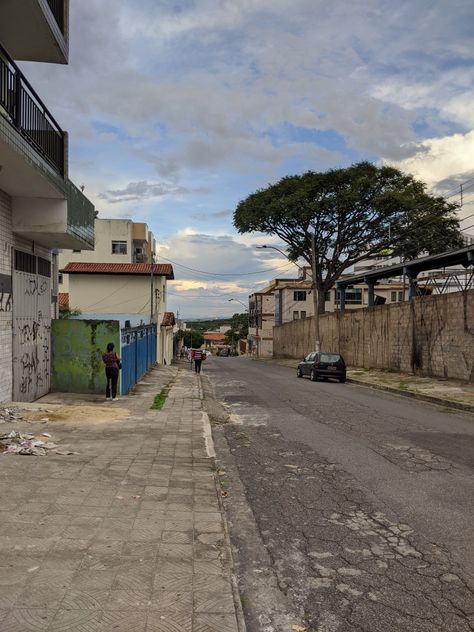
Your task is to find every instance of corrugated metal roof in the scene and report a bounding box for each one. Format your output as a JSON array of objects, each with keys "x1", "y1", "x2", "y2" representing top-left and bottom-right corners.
[{"x1": 61, "y1": 262, "x2": 174, "y2": 279}]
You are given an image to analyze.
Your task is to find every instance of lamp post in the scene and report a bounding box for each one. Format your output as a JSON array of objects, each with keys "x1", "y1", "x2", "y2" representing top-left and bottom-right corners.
[
  {"x1": 256, "y1": 242, "x2": 320, "y2": 351},
  {"x1": 228, "y1": 298, "x2": 248, "y2": 310}
]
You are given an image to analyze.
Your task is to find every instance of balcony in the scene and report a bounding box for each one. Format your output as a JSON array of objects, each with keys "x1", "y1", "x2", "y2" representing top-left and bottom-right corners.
[
  {"x1": 0, "y1": 0, "x2": 68, "y2": 64},
  {"x1": 46, "y1": 0, "x2": 65, "y2": 34},
  {"x1": 0, "y1": 43, "x2": 65, "y2": 175}
]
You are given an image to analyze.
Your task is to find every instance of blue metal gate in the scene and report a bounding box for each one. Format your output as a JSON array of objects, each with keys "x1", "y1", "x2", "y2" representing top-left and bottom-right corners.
[{"x1": 120, "y1": 324, "x2": 157, "y2": 395}]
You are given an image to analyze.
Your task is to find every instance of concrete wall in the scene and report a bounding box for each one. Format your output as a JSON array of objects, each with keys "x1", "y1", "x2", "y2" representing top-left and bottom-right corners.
[
  {"x1": 273, "y1": 290, "x2": 474, "y2": 382},
  {"x1": 51, "y1": 319, "x2": 120, "y2": 394}
]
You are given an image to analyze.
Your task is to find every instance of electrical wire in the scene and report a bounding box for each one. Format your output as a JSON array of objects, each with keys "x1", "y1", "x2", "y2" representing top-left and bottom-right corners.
[{"x1": 157, "y1": 254, "x2": 299, "y2": 277}]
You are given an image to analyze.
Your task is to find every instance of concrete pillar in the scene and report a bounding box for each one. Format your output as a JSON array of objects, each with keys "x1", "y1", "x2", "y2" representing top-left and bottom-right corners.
[
  {"x1": 364, "y1": 278, "x2": 375, "y2": 307},
  {"x1": 404, "y1": 268, "x2": 418, "y2": 299},
  {"x1": 336, "y1": 286, "x2": 347, "y2": 312}
]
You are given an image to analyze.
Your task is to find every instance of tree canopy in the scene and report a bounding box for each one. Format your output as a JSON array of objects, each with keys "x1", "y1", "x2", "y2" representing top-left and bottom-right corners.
[
  {"x1": 234, "y1": 162, "x2": 463, "y2": 312},
  {"x1": 224, "y1": 313, "x2": 248, "y2": 348},
  {"x1": 178, "y1": 329, "x2": 204, "y2": 348}
]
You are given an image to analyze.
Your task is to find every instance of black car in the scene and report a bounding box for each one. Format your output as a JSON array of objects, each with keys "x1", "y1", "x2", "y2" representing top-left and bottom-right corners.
[{"x1": 297, "y1": 351, "x2": 346, "y2": 383}]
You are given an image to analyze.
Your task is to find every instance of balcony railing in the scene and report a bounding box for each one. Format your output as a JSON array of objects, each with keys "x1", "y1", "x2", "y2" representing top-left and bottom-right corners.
[
  {"x1": 46, "y1": 0, "x2": 65, "y2": 34},
  {"x1": 0, "y1": 43, "x2": 65, "y2": 175}
]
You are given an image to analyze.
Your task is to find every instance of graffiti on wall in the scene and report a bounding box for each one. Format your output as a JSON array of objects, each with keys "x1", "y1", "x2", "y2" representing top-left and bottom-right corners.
[
  {"x1": 0, "y1": 274, "x2": 12, "y2": 313},
  {"x1": 24, "y1": 277, "x2": 48, "y2": 297}
]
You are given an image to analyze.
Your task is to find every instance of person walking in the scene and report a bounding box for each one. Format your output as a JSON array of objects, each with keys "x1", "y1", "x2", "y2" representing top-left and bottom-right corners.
[
  {"x1": 191, "y1": 347, "x2": 203, "y2": 374},
  {"x1": 102, "y1": 342, "x2": 121, "y2": 401}
]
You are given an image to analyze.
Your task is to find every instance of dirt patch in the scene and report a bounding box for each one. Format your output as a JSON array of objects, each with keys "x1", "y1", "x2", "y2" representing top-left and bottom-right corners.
[{"x1": 22, "y1": 405, "x2": 130, "y2": 425}]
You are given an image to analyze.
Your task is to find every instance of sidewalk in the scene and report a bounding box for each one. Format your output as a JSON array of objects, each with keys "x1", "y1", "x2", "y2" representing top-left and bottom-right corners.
[
  {"x1": 268, "y1": 358, "x2": 474, "y2": 412},
  {"x1": 0, "y1": 366, "x2": 242, "y2": 632}
]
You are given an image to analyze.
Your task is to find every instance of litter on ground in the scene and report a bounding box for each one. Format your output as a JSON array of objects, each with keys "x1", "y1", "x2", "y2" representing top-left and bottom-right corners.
[
  {"x1": 0, "y1": 407, "x2": 23, "y2": 423},
  {"x1": 0, "y1": 430, "x2": 77, "y2": 456}
]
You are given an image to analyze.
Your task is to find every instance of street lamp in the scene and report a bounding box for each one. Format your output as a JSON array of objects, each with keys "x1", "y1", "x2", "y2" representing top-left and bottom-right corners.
[
  {"x1": 255, "y1": 245, "x2": 304, "y2": 272},
  {"x1": 228, "y1": 298, "x2": 248, "y2": 311}
]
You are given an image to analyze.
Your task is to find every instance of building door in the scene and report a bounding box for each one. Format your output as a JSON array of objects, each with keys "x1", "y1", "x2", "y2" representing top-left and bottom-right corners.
[{"x1": 12, "y1": 250, "x2": 51, "y2": 401}]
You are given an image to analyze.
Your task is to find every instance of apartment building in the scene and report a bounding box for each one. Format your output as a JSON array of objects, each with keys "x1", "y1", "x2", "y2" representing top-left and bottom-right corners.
[
  {"x1": 58, "y1": 218, "x2": 157, "y2": 293},
  {"x1": 250, "y1": 276, "x2": 406, "y2": 357},
  {"x1": 59, "y1": 218, "x2": 175, "y2": 365},
  {"x1": 0, "y1": 1, "x2": 95, "y2": 402}
]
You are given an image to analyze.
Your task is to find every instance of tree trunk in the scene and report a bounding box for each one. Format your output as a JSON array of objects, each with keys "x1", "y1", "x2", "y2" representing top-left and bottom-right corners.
[{"x1": 317, "y1": 286, "x2": 326, "y2": 314}]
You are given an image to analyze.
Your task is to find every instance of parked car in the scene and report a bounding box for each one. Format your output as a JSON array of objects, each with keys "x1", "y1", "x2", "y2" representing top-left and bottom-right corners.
[
  {"x1": 217, "y1": 347, "x2": 230, "y2": 357},
  {"x1": 296, "y1": 351, "x2": 346, "y2": 383}
]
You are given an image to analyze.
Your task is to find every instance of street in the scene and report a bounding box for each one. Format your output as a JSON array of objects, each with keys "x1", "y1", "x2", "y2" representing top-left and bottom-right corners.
[{"x1": 204, "y1": 356, "x2": 474, "y2": 632}]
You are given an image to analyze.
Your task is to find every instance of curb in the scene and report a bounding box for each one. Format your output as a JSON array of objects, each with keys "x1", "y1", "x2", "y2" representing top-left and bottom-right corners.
[
  {"x1": 198, "y1": 375, "x2": 248, "y2": 632},
  {"x1": 347, "y1": 377, "x2": 474, "y2": 414}
]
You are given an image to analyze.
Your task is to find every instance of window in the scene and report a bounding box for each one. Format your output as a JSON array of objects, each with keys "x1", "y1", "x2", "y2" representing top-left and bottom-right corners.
[
  {"x1": 391, "y1": 291, "x2": 397, "y2": 302},
  {"x1": 300, "y1": 311, "x2": 306, "y2": 319},
  {"x1": 37, "y1": 257, "x2": 51, "y2": 278},
  {"x1": 337, "y1": 288, "x2": 362, "y2": 305},
  {"x1": 294, "y1": 290, "x2": 307, "y2": 301},
  {"x1": 324, "y1": 291, "x2": 331, "y2": 302},
  {"x1": 112, "y1": 241, "x2": 127, "y2": 255},
  {"x1": 58, "y1": 273, "x2": 63, "y2": 285},
  {"x1": 398, "y1": 291, "x2": 404, "y2": 301},
  {"x1": 72, "y1": 249, "x2": 81, "y2": 253},
  {"x1": 293, "y1": 311, "x2": 299, "y2": 320},
  {"x1": 305, "y1": 352, "x2": 316, "y2": 362},
  {"x1": 14, "y1": 250, "x2": 36, "y2": 274},
  {"x1": 320, "y1": 353, "x2": 342, "y2": 364}
]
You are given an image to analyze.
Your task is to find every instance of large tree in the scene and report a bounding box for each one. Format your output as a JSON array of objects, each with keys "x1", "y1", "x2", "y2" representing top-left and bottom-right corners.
[
  {"x1": 224, "y1": 313, "x2": 249, "y2": 349},
  {"x1": 234, "y1": 162, "x2": 463, "y2": 314}
]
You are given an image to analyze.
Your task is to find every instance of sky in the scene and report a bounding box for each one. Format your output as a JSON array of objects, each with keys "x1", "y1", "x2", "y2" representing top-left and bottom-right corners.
[{"x1": 23, "y1": 0, "x2": 474, "y2": 318}]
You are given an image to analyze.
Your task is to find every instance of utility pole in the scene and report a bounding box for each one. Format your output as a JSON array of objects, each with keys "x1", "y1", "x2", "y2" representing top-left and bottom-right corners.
[
  {"x1": 310, "y1": 231, "x2": 320, "y2": 351},
  {"x1": 150, "y1": 258, "x2": 154, "y2": 323}
]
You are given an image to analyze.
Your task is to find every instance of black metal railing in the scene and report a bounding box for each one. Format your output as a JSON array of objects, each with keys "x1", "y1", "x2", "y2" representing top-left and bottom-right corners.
[
  {"x1": 46, "y1": 0, "x2": 65, "y2": 34},
  {"x1": 0, "y1": 43, "x2": 65, "y2": 175}
]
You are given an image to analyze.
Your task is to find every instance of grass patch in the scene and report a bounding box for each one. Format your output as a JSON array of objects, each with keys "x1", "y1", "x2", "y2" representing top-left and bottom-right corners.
[{"x1": 150, "y1": 388, "x2": 169, "y2": 410}]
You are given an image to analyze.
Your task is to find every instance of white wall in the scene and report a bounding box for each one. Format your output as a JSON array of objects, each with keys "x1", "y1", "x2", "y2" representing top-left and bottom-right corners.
[
  {"x1": 0, "y1": 188, "x2": 52, "y2": 402},
  {"x1": 59, "y1": 219, "x2": 133, "y2": 292},
  {"x1": 0, "y1": 190, "x2": 13, "y2": 401}
]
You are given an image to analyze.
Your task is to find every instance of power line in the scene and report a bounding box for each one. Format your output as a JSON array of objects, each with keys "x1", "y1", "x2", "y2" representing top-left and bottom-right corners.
[{"x1": 157, "y1": 254, "x2": 299, "y2": 277}]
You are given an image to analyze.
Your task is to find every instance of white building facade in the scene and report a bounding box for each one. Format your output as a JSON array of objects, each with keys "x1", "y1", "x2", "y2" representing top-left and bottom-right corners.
[{"x1": 0, "y1": 1, "x2": 95, "y2": 402}]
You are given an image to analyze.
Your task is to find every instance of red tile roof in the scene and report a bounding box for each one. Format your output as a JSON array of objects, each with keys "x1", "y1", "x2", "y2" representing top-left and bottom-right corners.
[
  {"x1": 61, "y1": 262, "x2": 174, "y2": 279},
  {"x1": 161, "y1": 312, "x2": 176, "y2": 327},
  {"x1": 203, "y1": 332, "x2": 226, "y2": 342},
  {"x1": 58, "y1": 292, "x2": 69, "y2": 307}
]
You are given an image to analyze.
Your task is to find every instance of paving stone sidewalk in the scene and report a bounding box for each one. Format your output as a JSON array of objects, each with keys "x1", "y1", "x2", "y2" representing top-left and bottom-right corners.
[{"x1": 0, "y1": 366, "x2": 241, "y2": 632}]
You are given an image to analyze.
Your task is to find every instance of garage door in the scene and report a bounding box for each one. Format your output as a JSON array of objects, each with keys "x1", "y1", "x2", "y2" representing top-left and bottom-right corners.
[{"x1": 12, "y1": 250, "x2": 51, "y2": 402}]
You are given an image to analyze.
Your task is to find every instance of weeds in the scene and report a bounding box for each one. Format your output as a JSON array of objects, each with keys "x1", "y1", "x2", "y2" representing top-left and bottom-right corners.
[{"x1": 150, "y1": 388, "x2": 169, "y2": 410}]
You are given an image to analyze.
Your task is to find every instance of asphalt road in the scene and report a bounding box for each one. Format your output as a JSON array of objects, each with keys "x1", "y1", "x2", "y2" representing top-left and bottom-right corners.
[{"x1": 204, "y1": 356, "x2": 474, "y2": 632}]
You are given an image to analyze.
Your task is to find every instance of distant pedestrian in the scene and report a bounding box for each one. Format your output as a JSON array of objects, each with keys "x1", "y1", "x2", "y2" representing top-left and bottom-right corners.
[
  {"x1": 102, "y1": 342, "x2": 121, "y2": 401},
  {"x1": 191, "y1": 347, "x2": 203, "y2": 374}
]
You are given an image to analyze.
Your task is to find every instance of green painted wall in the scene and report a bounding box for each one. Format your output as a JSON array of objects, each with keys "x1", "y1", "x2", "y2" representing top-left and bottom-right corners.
[{"x1": 51, "y1": 319, "x2": 120, "y2": 393}]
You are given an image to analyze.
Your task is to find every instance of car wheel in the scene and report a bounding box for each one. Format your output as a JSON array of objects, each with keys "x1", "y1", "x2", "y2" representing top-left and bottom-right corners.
[
  {"x1": 339, "y1": 377, "x2": 346, "y2": 383},
  {"x1": 296, "y1": 367, "x2": 302, "y2": 378},
  {"x1": 310, "y1": 369, "x2": 317, "y2": 382}
]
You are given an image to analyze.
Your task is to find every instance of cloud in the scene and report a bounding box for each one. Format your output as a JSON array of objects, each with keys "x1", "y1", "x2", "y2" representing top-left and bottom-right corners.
[
  {"x1": 157, "y1": 230, "x2": 297, "y2": 317},
  {"x1": 390, "y1": 130, "x2": 474, "y2": 190},
  {"x1": 191, "y1": 209, "x2": 232, "y2": 221},
  {"x1": 98, "y1": 180, "x2": 201, "y2": 203}
]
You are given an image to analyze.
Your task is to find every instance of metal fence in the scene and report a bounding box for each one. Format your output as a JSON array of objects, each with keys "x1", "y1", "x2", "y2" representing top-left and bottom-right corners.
[
  {"x1": 0, "y1": 43, "x2": 65, "y2": 175},
  {"x1": 120, "y1": 324, "x2": 157, "y2": 395}
]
